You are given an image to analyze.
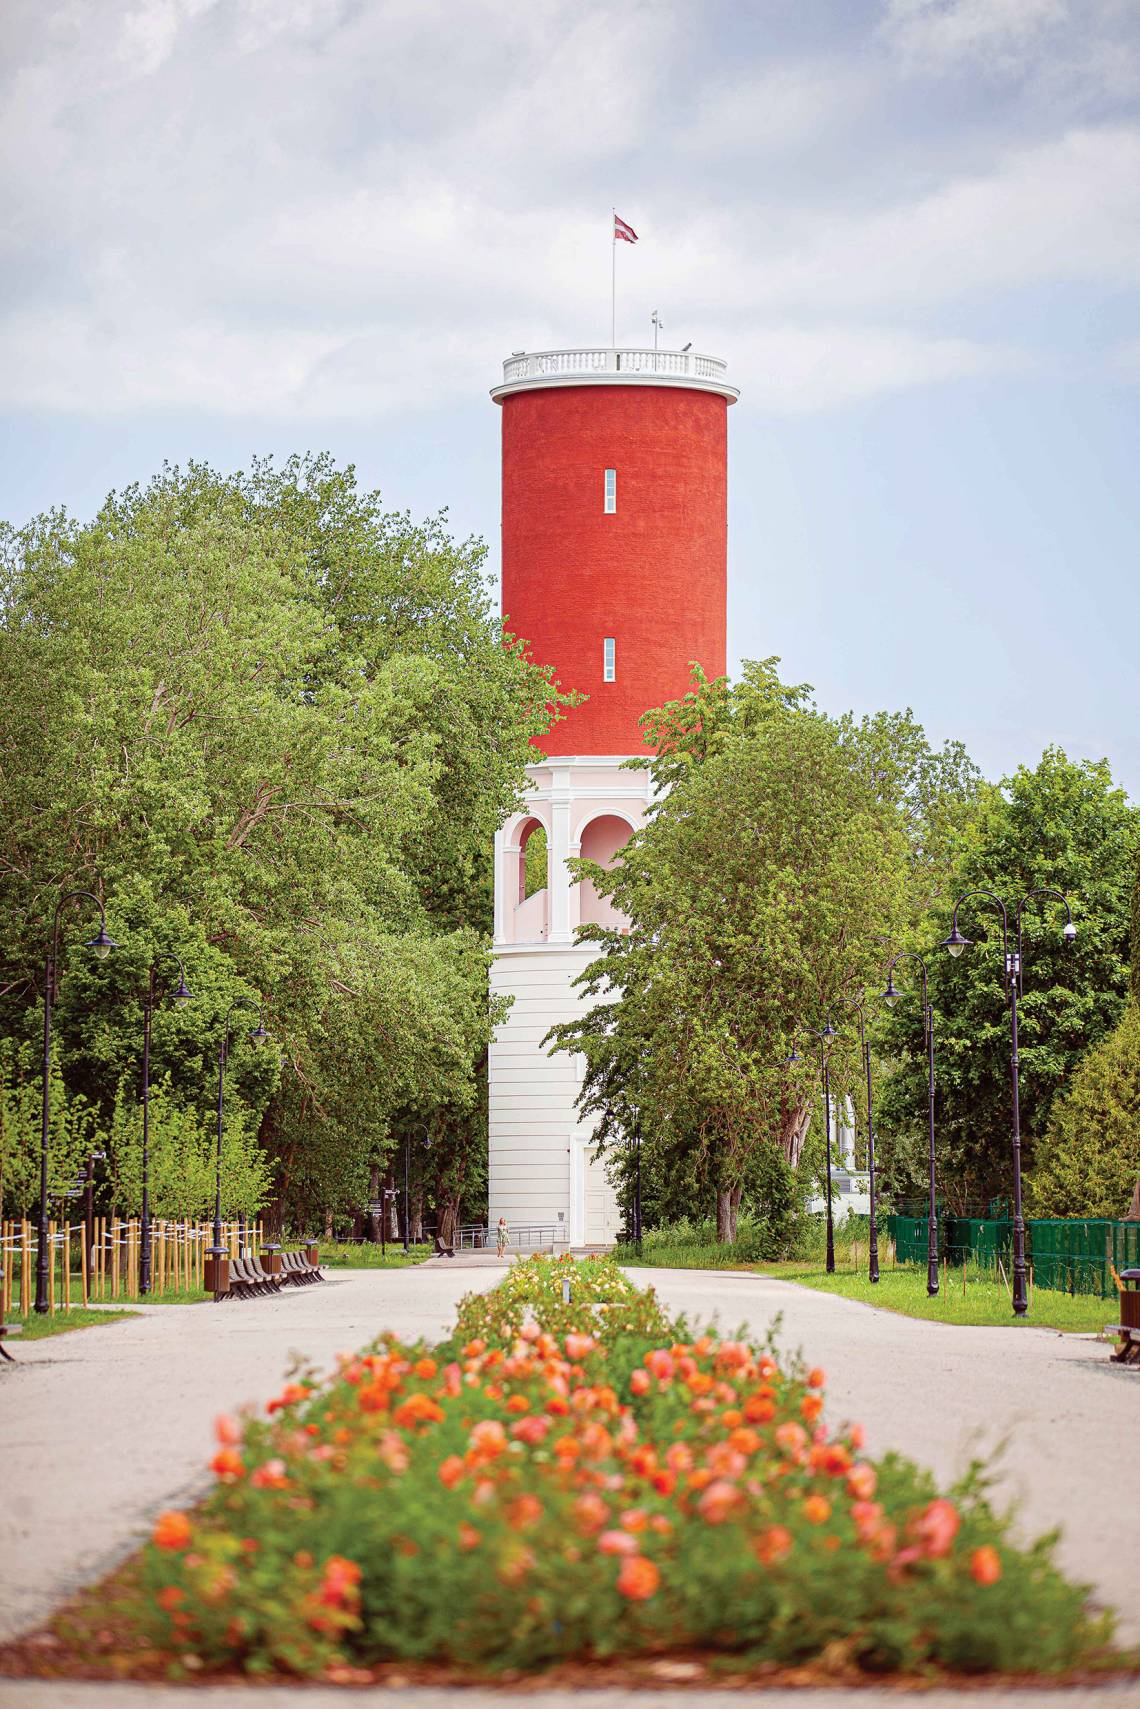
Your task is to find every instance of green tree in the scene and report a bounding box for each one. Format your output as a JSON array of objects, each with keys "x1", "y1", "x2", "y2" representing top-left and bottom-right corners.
[
  {"x1": 0, "y1": 457, "x2": 563, "y2": 1231},
  {"x1": 1028, "y1": 1004, "x2": 1140, "y2": 1219},
  {"x1": 550, "y1": 663, "x2": 914, "y2": 1241},
  {"x1": 874, "y1": 749, "x2": 1139, "y2": 1211}
]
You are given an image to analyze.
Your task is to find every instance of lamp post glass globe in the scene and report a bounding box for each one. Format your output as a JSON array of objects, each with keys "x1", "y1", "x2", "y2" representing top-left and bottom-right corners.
[
  {"x1": 882, "y1": 976, "x2": 900, "y2": 1008},
  {"x1": 87, "y1": 924, "x2": 118, "y2": 961},
  {"x1": 248, "y1": 1020, "x2": 270, "y2": 1044},
  {"x1": 1063, "y1": 921, "x2": 1077, "y2": 944},
  {"x1": 172, "y1": 978, "x2": 192, "y2": 1008},
  {"x1": 942, "y1": 925, "x2": 970, "y2": 958}
]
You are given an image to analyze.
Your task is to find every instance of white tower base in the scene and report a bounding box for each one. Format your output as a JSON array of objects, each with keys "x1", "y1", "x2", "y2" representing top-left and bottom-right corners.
[{"x1": 488, "y1": 756, "x2": 651, "y2": 1249}]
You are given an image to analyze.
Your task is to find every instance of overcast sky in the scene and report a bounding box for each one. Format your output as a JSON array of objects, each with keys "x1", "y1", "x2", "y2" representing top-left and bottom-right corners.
[{"x1": 2, "y1": 0, "x2": 1138, "y2": 793}]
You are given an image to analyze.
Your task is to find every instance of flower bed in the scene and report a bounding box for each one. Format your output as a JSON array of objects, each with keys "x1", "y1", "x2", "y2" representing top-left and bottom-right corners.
[{"x1": 121, "y1": 1257, "x2": 1109, "y2": 1678}]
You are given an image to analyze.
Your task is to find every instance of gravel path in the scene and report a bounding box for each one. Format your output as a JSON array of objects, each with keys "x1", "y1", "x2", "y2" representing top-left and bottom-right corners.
[
  {"x1": 2, "y1": 1681, "x2": 1140, "y2": 1707},
  {"x1": 0, "y1": 1266, "x2": 494, "y2": 1644},
  {"x1": 633, "y1": 1267, "x2": 1140, "y2": 1643}
]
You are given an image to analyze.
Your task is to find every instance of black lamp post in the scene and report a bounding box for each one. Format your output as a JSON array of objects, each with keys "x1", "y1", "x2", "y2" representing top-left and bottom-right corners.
[
  {"x1": 404, "y1": 1126, "x2": 432, "y2": 1253},
  {"x1": 37, "y1": 891, "x2": 117, "y2": 1313},
  {"x1": 842, "y1": 997, "x2": 880, "y2": 1285},
  {"x1": 140, "y1": 954, "x2": 192, "y2": 1295},
  {"x1": 632, "y1": 1119, "x2": 643, "y2": 1253},
  {"x1": 211, "y1": 998, "x2": 268, "y2": 1270},
  {"x1": 787, "y1": 1019, "x2": 838, "y2": 1273},
  {"x1": 882, "y1": 951, "x2": 938, "y2": 1296},
  {"x1": 943, "y1": 887, "x2": 1075, "y2": 1317}
]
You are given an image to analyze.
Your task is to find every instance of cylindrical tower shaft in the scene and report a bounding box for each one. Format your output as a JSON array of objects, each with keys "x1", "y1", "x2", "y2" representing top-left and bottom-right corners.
[{"x1": 494, "y1": 349, "x2": 736, "y2": 755}]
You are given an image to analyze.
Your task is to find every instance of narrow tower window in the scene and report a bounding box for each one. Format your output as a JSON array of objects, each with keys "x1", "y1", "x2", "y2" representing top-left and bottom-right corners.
[
  {"x1": 603, "y1": 636, "x2": 616, "y2": 682},
  {"x1": 603, "y1": 468, "x2": 617, "y2": 514}
]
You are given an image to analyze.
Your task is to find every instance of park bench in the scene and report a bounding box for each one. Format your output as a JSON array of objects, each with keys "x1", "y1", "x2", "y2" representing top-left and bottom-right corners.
[
  {"x1": 1109, "y1": 1268, "x2": 1140, "y2": 1366},
  {"x1": 0, "y1": 1266, "x2": 20, "y2": 1361},
  {"x1": 226, "y1": 1254, "x2": 278, "y2": 1299},
  {"x1": 281, "y1": 1250, "x2": 324, "y2": 1284},
  {"x1": 247, "y1": 1253, "x2": 284, "y2": 1294}
]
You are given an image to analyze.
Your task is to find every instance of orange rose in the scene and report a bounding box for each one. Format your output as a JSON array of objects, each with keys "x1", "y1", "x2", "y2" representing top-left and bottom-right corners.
[
  {"x1": 970, "y1": 1545, "x2": 1002, "y2": 1585},
  {"x1": 753, "y1": 1524, "x2": 793, "y2": 1565},
  {"x1": 507, "y1": 1493, "x2": 543, "y2": 1530},
  {"x1": 152, "y1": 1510, "x2": 192, "y2": 1551},
  {"x1": 803, "y1": 1494, "x2": 831, "y2": 1525},
  {"x1": 573, "y1": 1492, "x2": 610, "y2": 1533},
  {"x1": 629, "y1": 1369, "x2": 651, "y2": 1396},
  {"x1": 438, "y1": 1455, "x2": 465, "y2": 1489},
  {"x1": 156, "y1": 1585, "x2": 185, "y2": 1610},
  {"x1": 393, "y1": 1393, "x2": 444, "y2": 1429},
  {"x1": 801, "y1": 1393, "x2": 824, "y2": 1423},
  {"x1": 616, "y1": 1554, "x2": 660, "y2": 1600},
  {"x1": 807, "y1": 1367, "x2": 826, "y2": 1388},
  {"x1": 209, "y1": 1447, "x2": 245, "y2": 1482}
]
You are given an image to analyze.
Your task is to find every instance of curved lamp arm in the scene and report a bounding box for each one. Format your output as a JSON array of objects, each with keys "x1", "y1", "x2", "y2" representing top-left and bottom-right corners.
[
  {"x1": 1015, "y1": 888, "x2": 1075, "y2": 995},
  {"x1": 943, "y1": 888, "x2": 1010, "y2": 984},
  {"x1": 49, "y1": 890, "x2": 115, "y2": 993},
  {"x1": 149, "y1": 951, "x2": 191, "y2": 1008},
  {"x1": 883, "y1": 950, "x2": 930, "y2": 1036}
]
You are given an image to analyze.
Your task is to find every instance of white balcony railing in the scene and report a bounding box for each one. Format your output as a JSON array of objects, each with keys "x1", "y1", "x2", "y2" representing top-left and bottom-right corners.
[{"x1": 497, "y1": 347, "x2": 734, "y2": 393}]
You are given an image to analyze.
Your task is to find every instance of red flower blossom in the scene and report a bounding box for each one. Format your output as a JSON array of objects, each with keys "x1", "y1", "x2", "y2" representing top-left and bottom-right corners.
[
  {"x1": 698, "y1": 1479, "x2": 741, "y2": 1524},
  {"x1": 616, "y1": 1554, "x2": 660, "y2": 1600},
  {"x1": 598, "y1": 1529, "x2": 639, "y2": 1555},
  {"x1": 971, "y1": 1545, "x2": 1002, "y2": 1585},
  {"x1": 913, "y1": 1499, "x2": 960, "y2": 1559},
  {"x1": 753, "y1": 1524, "x2": 793, "y2": 1565},
  {"x1": 153, "y1": 1510, "x2": 192, "y2": 1551}
]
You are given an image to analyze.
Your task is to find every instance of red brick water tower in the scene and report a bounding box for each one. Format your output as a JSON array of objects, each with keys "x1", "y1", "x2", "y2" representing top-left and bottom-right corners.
[
  {"x1": 489, "y1": 345, "x2": 738, "y2": 1246},
  {"x1": 494, "y1": 350, "x2": 736, "y2": 753}
]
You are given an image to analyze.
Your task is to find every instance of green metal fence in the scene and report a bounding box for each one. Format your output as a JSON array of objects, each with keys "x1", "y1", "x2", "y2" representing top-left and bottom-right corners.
[{"x1": 886, "y1": 1214, "x2": 1140, "y2": 1298}]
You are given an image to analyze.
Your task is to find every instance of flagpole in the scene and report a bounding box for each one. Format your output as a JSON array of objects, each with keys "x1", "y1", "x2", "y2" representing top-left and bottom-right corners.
[{"x1": 610, "y1": 208, "x2": 616, "y2": 346}]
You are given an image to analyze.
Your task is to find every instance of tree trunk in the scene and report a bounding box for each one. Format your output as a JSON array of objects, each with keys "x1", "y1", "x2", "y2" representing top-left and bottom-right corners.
[
  {"x1": 715, "y1": 1185, "x2": 742, "y2": 1244},
  {"x1": 385, "y1": 1169, "x2": 400, "y2": 1241},
  {"x1": 780, "y1": 1099, "x2": 813, "y2": 1170},
  {"x1": 323, "y1": 1208, "x2": 334, "y2": 1241},
  {"x1": 365, "y1": 1164, "x2": 381, "y2": 1243},
  {"x1": 411, "y1": 1184, "x2": 424, "y2": 1243},
  {"x1": 437, "y1": 1191, "x2": 461, "y2": 1250}
]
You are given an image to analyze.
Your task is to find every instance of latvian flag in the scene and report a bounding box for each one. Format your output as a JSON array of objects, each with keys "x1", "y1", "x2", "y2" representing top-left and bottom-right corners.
[{"x1": 614, "y1": 213, "x2": 638, "y2": 244}]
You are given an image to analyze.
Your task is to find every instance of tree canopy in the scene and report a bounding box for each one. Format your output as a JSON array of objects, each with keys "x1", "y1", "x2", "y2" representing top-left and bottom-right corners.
[
  {"x1": 548, "y1": 662, "x2": 970, "y2": 1239},
  {"x1": 873, "y1": 748, "x2": 1139, "y2": 1211},
  {"x1": 0, "y1": 456, "x2": 561, "y2": 1226}
]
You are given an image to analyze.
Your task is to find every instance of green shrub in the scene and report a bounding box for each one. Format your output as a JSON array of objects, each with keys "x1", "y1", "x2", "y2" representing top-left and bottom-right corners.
[
  {"x1": 1028, "y1": 1003, "x2": 1140, "y2": 1218},
  {"x1": 119, "y1": 1256, "x2": 1112, "y2": 1681}
]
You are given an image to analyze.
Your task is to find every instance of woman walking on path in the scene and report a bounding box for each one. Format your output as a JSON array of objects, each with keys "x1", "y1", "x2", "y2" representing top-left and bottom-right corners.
[{"x1": 496, "y1": 1216, "x2": 509, "y2": 1258}]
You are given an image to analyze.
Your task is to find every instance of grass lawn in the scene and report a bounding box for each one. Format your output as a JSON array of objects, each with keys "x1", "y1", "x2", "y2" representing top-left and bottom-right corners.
[
  {"x1": 318, "y1": 1240, "x2": 433, "y2": 1269},
  {"x1": 621, "y1": 1247, "x2": 1117, "y2": 1332},
  {"x1": 782, "y1": 1265, "x2": 1117, "y2": 1331},
  {"x1": 4, "y1": 1306, "x2": 138, "y2": 1341}
]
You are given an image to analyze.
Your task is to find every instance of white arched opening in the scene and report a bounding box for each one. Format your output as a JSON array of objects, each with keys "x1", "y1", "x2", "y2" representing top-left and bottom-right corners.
[
  {"x1": 576, "y1": 813, "x2": 634, "y2": 931},
  {"x1": 511, "y1": 815, "x2": 549, "y2": 941}
]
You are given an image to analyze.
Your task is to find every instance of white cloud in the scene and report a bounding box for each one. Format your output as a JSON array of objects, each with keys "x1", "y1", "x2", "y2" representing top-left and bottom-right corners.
[
  {"x1": 880, "y1": 0, "x2": 1069, "y2": 74},
  {"x1": 0, "y1": 0, "x2": 1137, "y2": 422},
  {"x1": 727, "y1": 324, "x2": 1027, "y2": 414}
]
